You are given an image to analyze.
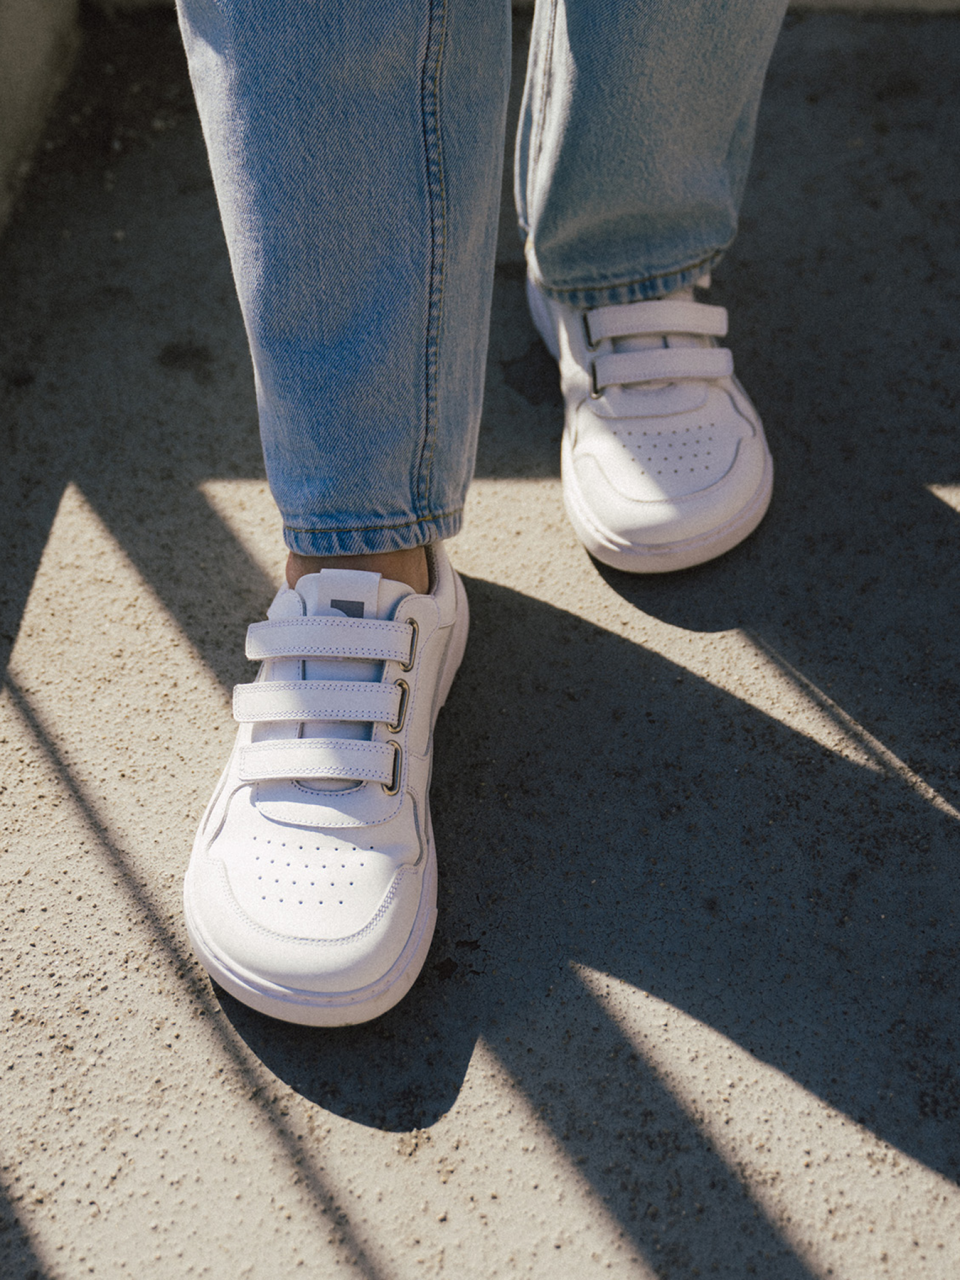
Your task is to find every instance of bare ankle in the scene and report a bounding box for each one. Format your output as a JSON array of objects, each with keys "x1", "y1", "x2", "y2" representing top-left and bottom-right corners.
[{"x1": 286, "y1": 545, "x2": 431, "y2": 595}]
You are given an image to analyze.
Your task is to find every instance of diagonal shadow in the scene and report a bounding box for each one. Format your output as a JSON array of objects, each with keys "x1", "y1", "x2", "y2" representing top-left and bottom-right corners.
[
  {"x1": 2, "y1": 673, "x2": 395, "y2": 1280},
  {"x1": 3, "y1": 6, "x2": 960, "y2": 1277},
  {"x1": 0, "y1": 475, "x2": 70, "y2": 686},
  {"x1": 0, "y1": 1176, "x2": 55, "y2": 1280},
  {"x1": 3, "y1": 6, "x2": 960, "y2": 803},
  {"x1": 78, "y1": 478, "x2": 279, "y2": 690},
  {"x1": 491, "y1": 965, "x2": 817, "y2": 1280},
  {"x1": 234, "y1": 576, "x2": 960, "y2": 1186},
  {"x1": 480, "y1": 11, "x2": 960, "y2": 815},
  {"x1": 230, "y1": 971, "x2": 818, "y2": 1279},
  {"x1": 8, "y1": 554, "x2": 959, "y2": 1273}
]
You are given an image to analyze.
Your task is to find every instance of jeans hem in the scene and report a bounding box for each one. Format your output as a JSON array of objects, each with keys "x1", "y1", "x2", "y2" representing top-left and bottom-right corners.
[
  {"x1": 529, "y1": 248, "x2": 727, "y2": 308},
  {"x1": 283, "y1": 509, "x2": 462, "y2": 558}
]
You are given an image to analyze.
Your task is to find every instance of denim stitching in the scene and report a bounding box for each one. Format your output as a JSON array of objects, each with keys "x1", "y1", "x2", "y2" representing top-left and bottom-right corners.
[{"x1": 416, "y1": 0, "x2": 449, "y2": 520}]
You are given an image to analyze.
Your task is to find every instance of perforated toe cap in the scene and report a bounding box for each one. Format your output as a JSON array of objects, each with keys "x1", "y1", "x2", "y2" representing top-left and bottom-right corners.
[
  {"x1": 569, "y1": 388, "x2": 767, "y2": 545},
  {"x1": 225, "y1": 828, "x2": 400, "y2": 941},
  {"x1": 189, "y1": 849, "x2": 424, "y2": 995}
]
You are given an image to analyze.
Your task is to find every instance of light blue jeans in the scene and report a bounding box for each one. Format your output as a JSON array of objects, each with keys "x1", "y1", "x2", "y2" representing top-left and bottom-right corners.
[{"x1": 176, "y1": 0, "x2": 788, "y2": 556}]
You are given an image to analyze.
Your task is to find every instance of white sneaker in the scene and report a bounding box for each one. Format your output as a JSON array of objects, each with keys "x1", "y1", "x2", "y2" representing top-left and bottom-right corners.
[
  {"x1": 184, "y1": 543, "x2": 469, "y2": 1026},
  {"x1": 527, "y1": 276, "x2": 773, "y2": 573}
]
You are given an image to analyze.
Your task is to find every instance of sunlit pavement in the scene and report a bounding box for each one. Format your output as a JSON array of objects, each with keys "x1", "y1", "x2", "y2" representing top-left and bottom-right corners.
[{"x1": 2, "y1": 8, "x2": 960, "y2": 1278}]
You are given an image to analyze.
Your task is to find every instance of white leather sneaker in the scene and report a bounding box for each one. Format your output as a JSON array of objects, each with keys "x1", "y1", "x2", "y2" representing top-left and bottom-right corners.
[
  {"x1": 184, "y1": 543, "x2": 469, "y2": 1026},
  {"x1": 527, "y1": 276, "x2": 773, "y2": 573}
]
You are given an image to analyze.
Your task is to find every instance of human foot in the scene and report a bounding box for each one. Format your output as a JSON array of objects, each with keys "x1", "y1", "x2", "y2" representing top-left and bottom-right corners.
[
  {"x1": 185, "y1": 542, "x2": 468, "y2": 1025},
  {"x1": 527, "y1": 276, "x2": 773, "y2": 573}
]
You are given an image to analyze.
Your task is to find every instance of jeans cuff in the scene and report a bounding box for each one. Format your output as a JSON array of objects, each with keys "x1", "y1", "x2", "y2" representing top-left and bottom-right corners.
[
  {"x1": 530, "y1": 249, "x2": 726, "y2": 309},
  {"x1": 282, "y1": 509, "x2": 462, "y2": 558}
]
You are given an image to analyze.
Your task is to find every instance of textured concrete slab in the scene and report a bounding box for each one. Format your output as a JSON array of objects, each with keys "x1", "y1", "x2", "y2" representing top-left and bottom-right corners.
[{"x1": 2, "y1": 8, "x2": 960, "y2": 1279}]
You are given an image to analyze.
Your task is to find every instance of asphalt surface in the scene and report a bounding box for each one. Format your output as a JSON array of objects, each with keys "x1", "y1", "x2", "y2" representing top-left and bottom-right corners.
[{"x1": 2, "y1": 7, "x2": 960, "y2": 1278}]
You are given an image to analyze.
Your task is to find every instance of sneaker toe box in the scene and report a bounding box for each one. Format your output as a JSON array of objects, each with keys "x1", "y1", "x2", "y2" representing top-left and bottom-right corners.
[
  {"x1": 569, "y1": 391, "x2": 770, "y2": 547},
  {"x1": 186, "y1": 837, "x2": 425, "y2": 996}
]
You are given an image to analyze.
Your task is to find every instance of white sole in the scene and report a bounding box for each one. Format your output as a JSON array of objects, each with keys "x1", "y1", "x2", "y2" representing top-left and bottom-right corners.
[
  {"x1": 562, "y1": 430, "x2": 774, "y2": 573},
  {"x1": 184, "y1": 571, "x2": 470, "y2": 1027}
]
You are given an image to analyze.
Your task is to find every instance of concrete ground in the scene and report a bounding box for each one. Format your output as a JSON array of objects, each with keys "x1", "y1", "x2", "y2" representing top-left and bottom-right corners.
[{"x1": 2, "y1": 7, "x2": 960, "y2": 1278}]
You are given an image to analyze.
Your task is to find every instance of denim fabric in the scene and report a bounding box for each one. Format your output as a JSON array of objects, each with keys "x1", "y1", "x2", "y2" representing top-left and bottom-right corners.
[
  {"x1": 176, "y1": 0, "x2": 786, "y2": 556},
  {"x1": 517, "y1": 0, "x2": 789, "y2": 307}
]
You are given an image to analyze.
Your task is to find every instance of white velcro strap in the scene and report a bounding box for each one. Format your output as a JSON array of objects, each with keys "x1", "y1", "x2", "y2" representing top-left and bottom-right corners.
[
  {"x1": 233, "y1": 680, "x2": 402, "y2": 725},
  {"x1": 592, "y1": 346, "x2": 733, "y2": 391},
  {"x1": 239, "y1": 738, "x2": 397, "y2": 784},
  {"x1": 585, "y1": 300, "x2": 728, "y2": 344},
  {"x1": 246, "y1": 616, "x2": 414, "y2": 663}
]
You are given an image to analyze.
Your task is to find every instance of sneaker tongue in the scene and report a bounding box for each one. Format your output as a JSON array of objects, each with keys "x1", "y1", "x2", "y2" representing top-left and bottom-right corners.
[
  {"x1": 289, "y1": 568, "x2": 413, "y2": 791},
  {"x1": 294, "y1": 567, "x2": 411, "y2": 627}
]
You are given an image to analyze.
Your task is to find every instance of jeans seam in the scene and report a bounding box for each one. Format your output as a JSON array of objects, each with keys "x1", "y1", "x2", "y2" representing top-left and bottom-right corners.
[{"x1": 416, "y1": 0, "x2": 448, "y2": 522}]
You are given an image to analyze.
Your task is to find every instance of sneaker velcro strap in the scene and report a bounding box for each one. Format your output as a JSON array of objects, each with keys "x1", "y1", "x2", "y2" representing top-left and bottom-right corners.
[
  {"x1": 585, "y1": 300, "x2": 728, "y2": 345},
  {"x1": 592, "y1": 346, "x2": 733, "y2": 392},
  {"x1": 233, "y1": 680, "x2": 403, "y2": 725},
  {"x1": 239, "y1": 738, "x2": 397, "y2": 784},
  {"x1": 246, "y1": 617, "x2": 415, "y2": 663}
]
